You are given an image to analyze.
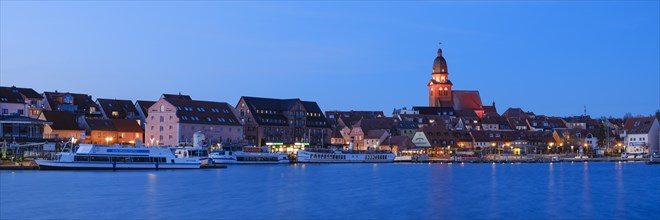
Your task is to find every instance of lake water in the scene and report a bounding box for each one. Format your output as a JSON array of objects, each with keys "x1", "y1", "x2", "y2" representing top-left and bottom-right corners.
[{"x1": 1, "y1": 162, "x2": 659, "y2": 220}]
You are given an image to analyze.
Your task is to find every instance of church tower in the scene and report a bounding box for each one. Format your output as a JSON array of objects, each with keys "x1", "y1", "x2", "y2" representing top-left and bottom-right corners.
[{"x1": 427, "y1": 47, "x2": 453, "y2": 107}]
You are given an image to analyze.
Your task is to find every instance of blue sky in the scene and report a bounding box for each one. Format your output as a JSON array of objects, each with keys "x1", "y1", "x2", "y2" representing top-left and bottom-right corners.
[{"x1": 1, "y1": 1, "x2": 658, "y2": 118}]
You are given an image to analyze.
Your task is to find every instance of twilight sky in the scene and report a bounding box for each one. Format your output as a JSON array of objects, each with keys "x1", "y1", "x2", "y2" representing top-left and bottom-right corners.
[{"x1": 1, "y1": 1, "x2": 658, "y2": 118}]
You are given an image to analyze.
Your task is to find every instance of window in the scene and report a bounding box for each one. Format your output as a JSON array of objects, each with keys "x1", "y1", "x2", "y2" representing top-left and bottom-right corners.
[
  {"x1": 160, "y1": 116, "x2": 164, "y2": 122},
  {"x1": 150, "y1": 126, "x2": 154, "y2": 130},
  {"x1": 111, "y1": 111, "x2": 119, "y2": 117},
  {"x1": 169, "y1": 125, "x2": 173, "y2": 130},
  {"x1": 17, "y1": 109, "x2": 24, "y2": 115},
  {"x1": 159, "y1": 126, "x2": 163, "y2": 131},
  {"x1": 160, "y1": 105, "x2": 165, "y2": 112}
]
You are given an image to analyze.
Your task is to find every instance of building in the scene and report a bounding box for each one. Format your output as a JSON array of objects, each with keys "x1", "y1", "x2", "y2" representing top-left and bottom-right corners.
[
  {"x1": 81, "y1": 118, "x2": 143, "y2": 145},
  {"x1": 236, "y1": 96, "x2": 331, "y2": 151},
  {"x1": 96, "y1": 98, "x2": 141, "y2": 120},
  {"x1": 623, "y1": 117, "x2": 660, "y2": 154},
  {"x1": 38, "y1": 111, "x2": 85, "y2": 141},
  {"x1": 0, "y1": 115, "x2": 51, "y2": 142},
  {"x1": 0, "y1": 86, "x2": 27, "y2": 117},
  {"x1": 425, "y1": 47, "x2": 487, "y2": 118},
  {"x1": 347, "y1": 118, "x2": 396, "y2": 150},
  {"x1": 0, "y1": 86, "x2": 45, "y2": 118},
  {"x1": 145, "y1": 94, "x2": 243, "y2": 147},
  {"x1": 42, "y1": 91, "x2": 102, "y2": 120}
]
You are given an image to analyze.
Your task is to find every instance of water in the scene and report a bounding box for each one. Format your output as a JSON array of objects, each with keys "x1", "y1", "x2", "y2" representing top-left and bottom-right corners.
[{"x1": 1, "y1": 162, "x2": 659, "y2": 220}]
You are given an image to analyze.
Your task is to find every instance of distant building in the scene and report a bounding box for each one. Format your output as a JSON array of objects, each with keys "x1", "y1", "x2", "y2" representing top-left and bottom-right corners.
[
  {"x1": 236, "y1": 96, "x2": 331, "y2": 151},
  {"x1": 425, "y1": 47, "x2": 487, "y2": 118},
  {"x1": 145, "y1": 94, "x2": 243, "y2": 147}
]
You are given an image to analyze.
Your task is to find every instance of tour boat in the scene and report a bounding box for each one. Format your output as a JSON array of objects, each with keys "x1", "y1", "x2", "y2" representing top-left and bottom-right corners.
[
  {"x1": 208, "y1": 146, "x2": 290, "y2": 164},
  {"x1": 297, "y1": 137, "x2": 395, "y2": 163},
  {"x1": 297, "y1": 149, "x2": 395, "y2": 163},
  {"x1": 35, "y1": 144, "x2": 200, "y2": 170}
]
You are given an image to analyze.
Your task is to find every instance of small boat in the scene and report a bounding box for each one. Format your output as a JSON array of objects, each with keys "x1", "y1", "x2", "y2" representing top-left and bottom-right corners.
[
  {"x1": 35, "y1": 143, "x2": 200, "y2": 170},
  {"x1": 208, "y1": 146, "x2": 290, "y2": 164}
]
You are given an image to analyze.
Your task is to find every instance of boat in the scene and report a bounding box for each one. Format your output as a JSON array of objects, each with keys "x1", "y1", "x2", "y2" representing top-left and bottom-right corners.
[
  {"x1": 297, "y1": 139, "x2": 394, "y2": 163},
  {"x1": 297, "y1": 149, "x2": 395, "y2": 163},
  {"x1": 35, "y1": 143, "x2": 200, "y2": 170},
  {"x1": 208, "y1": 146, "x2": 290, "y2": 164}
]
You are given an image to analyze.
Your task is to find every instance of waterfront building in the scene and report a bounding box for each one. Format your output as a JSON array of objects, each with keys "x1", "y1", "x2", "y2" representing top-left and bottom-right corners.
[
  {"x1": 326, "y1": 110, "x2": 385, "y2": 128},
  {"x1": 236, "y1": 96, "x2": 331, "y2": 151},
  {"x1": 0, "y1": 115, "x2": 51, "y2": 142},
  {"x1": 81, "y1": 118, "x2": 143, "y2": 145},
  {"x1": 623, "y1": 117, "x2": 660, "y2": 154},
  {"x1": 348, "y1": 118, "x2": 396, "y2": 150},
  {"x1": 145, "y1": 94, "x2": 243, "y2": 147},
  {"x1": 363, "y1": 129, "x2": 390, "y2": 150},
  {"x1": 38, "y1": 111, "x2": 85, "y2": 141}
]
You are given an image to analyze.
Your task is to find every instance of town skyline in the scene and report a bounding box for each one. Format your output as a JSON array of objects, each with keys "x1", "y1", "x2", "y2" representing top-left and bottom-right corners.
[{"x1": 1, "y1": 1, "x2": 659, "y2": 117}]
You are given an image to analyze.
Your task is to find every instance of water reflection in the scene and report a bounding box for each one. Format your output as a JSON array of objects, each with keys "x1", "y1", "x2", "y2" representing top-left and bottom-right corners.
[{"x1": 0, "y1": 163, "x2": 658, "y2": 220}]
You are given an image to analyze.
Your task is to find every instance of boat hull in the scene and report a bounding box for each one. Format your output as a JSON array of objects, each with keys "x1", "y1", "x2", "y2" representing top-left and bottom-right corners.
[{"x1": 35, "y1": 160, "x2": 199, "y2": 170}]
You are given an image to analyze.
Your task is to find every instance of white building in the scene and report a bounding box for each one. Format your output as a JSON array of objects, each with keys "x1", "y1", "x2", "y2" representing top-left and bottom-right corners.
[{"x1": 623, "y1": 117, "x2": 660, "y2": 154}]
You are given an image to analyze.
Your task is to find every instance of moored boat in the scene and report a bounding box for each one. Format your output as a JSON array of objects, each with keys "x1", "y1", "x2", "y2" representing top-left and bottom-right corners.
[
  {"x1": 208, "y1": 146, "x2": 290, "y2": 164},
  {"x1": 35, "y1": 144, "x2": 200, "y2": 170}
]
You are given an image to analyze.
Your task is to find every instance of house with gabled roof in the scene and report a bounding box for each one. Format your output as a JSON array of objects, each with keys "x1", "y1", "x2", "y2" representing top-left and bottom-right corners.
[
  {"x1": 96, "y1": 98, "x2": 140, "y2": 120},
  {"x1": 38, "y1": 111, "x2": 85, "y2": 141},
  {"x1": 623, "y1": 117, "x2": 660, "y2": 154},
  {"x1": 145, "y1": 94, "x2": 243, "y2": 147}
]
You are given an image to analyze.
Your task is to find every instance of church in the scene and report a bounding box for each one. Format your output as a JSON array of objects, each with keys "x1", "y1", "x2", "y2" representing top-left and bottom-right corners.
[{"x1": 418, "y1": 46, "x2": 493, "y2": 118}]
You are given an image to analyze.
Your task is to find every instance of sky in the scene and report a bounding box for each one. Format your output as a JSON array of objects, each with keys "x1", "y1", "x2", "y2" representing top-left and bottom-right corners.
[{"x1": 1, "y1": 1, "x2": 658, "y2": 118}]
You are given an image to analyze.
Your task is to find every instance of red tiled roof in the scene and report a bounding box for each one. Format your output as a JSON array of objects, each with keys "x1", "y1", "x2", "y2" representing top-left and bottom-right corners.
[{"x1": 624, "y1": 117, "x2": 657, "y2": 134}]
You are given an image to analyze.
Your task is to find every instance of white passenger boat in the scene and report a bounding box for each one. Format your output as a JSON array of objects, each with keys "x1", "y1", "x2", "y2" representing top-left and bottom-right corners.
[
  {"x1": 297, "y1": 149, "x2": 395, "y2": 163},
  {"x1": 297, "y1": 137, "x2": 395, "y2": 163},
  {"x1": 35, "y1": 144, "x2": 200, "y2": 170},
  {"x1": 208, "y1": 146, "x2": 290, "y2": 164}
]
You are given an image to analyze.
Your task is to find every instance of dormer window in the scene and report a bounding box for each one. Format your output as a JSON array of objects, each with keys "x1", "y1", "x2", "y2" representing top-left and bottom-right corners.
[{"x1": 63, "y1": 95, "x2": 73, "y2": 104}]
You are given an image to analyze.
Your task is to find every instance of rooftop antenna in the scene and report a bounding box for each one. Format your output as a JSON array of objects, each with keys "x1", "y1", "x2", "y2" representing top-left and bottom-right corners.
[
  {"x1": 438, "y1": 42, "x2": 442, "y2": 47},
  {"x1": 584, "y1": 105, "x2": 587, "y2": 116}
]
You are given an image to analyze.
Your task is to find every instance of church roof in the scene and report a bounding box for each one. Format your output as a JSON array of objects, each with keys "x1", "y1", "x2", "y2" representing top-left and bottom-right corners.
[
  {"x1": 452, "y1": 90, "x2": 483, "y2": 111},
  {"x1": 432, "y1": 48, "x2": 448, "y2": 74}
]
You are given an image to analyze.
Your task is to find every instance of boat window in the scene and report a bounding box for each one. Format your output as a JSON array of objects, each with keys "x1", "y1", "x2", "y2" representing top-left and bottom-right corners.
[
  {"x1": 133, "y1": 157, "x2": 150, "y2": 163},
  {"x1": 112, "y1": 157, "x2": 129, "y2": 163},
  {"x1": 90, "y1": 156, "x2": 110, "y2": 162},
  {"x1": 74, "y1": 156, "x2": 90, "y2": 162}
]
